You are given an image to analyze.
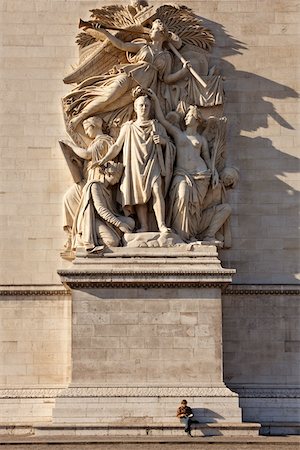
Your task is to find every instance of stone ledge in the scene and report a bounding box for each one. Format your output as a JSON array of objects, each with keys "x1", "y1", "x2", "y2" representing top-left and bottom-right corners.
[
  {"x1": 58, "y1": 251, "x2": 235, "y2": 289},
  {"x1": 0, "y1": 422, "x2": 261, "y2": 438},
  {"x1": 1, "y1": 386, "x2": 299, "y2": 399},
  {"x1": 0, "y1": 386, "x2": 238, "y2": 399}
]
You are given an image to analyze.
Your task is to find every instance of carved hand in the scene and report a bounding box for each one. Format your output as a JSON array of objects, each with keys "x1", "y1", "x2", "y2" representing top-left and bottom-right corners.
[
  {"x1": 212, "y1": 169, "x2": 219, "y2": 188},
  {"x1": 183, "y1": 60, "x2": 192, "y2": 70},
  {"x1": 147, "y1": 88, "x2": 158, "y2": 102},
  {"x1": 152, "y1": 134, "x2": 166, "y2": 146},
  {"x1": 119, "y1": 222, "x2": 133, "y2": 233}
]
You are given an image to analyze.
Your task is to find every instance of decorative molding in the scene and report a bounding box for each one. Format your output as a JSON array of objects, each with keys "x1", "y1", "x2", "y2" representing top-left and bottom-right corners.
[
  {"x1": 58, "y1": 265, "x2": 235, "y2": 289},
  {"x1": 62, "y1": 281, "x2": 232, "y2": 289},
  {"x1": 0, "y1": 386, "x2": 236, "y2": 398},
  {"x1": 0, "y1": 285, "x2": 70, "y2": 297},
  {"x1": 225, "y1": 285, "x2": 300, "y2": 296},
  {"x1": 0, "y1": 386, "x2": 299, "y2": 399},
  {"x1": 230, "y1": 388, "x2": 300, "y2": 398}
]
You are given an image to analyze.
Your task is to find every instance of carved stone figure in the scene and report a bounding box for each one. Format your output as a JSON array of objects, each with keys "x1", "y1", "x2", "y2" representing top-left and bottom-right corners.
[
  {"x1": 60, "y1": 3, "x2": 238, "y2": 253},
  {"x1": 64, "y1": 19, "x2": 190, "y2": 132},
  {"x1": 198, "y1": 167, "x2": 239, "y2": 247},
  {"x1": 98, "y1": 89, "x2": 175, "y2": 233},
  {"x1": 150, "y1": 90, "x2": 219, "y2": 241},
  {"x1": 73, "y1": 161, "x2": 135, "y2": 252},
  {"x1": 60, "y1": 116, "x2": 114, "y2": 256}
]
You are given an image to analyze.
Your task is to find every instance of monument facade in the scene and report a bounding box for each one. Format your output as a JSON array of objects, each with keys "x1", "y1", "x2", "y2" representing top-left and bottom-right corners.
[{"x1": 0, "y1": 0, "x2": 299, "y2": 437}]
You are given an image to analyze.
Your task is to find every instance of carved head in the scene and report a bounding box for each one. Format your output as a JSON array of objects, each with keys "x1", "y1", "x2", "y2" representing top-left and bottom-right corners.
[
  {"x1": 82, "y1": 116, "x2": 103, "y2": 138},
  {"x1": 220, "y1": 167, "x2": 239, "y2": 189},
  {"x1": 133, "y1": 94, "x2": 151, "y2": 120},
  {"x1": 150, "y1": 19, "x2": 169, "y2": 42},
  {"x1": 184, "y1": 105, "x2": 204, "y2": 127},
  {"x1": 103, "y1": 161, "x2": 124, "y2": 185}
]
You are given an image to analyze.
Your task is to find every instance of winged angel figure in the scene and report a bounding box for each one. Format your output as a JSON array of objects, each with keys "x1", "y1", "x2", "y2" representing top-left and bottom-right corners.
[{"x1": 62, "y1": 3, "x2": 223, "y2": 145}]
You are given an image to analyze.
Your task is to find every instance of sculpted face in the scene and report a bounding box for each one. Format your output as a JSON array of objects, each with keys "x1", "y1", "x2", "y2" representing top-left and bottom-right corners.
[
  {"x1": 134, "y1": 96, "x2": 151, "y2": 120},
  {"x1": 185, "y1": 108, "x2": 198, "y2": 127},
  {"x1": 106, "y1": 171, "x2": 121, "y2": 185},
  {"x1": 83, "y1": 117, "x2": 103, "y2": 139},
  {"x1": 150, "y1": 19, "x2": 168, "y2": 41}
]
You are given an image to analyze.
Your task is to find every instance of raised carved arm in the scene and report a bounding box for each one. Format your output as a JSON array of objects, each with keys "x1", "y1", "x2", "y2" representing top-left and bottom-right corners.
[{"x1": 91, "y1": 27, "x2": 144, "y2": 53}]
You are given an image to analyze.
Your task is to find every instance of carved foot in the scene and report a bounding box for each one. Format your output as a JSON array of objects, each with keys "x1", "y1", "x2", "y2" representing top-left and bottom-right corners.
[
  {"x1": 202, "y1": 235, "x2": 223, "y2": 247},
  {"x1": 88, "y1": 245, "x2": 105, "y2": 254},
  {"x1": 159, "y1": 224, "x2": 172, "y2": 234}
]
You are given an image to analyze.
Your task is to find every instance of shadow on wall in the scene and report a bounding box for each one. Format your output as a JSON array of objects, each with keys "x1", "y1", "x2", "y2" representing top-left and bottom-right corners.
[
  {"x1": 192, "y1": 408, "x2": 224, "y2": 436},
  {"x1": 198, "y1": 17, "x2": 299, "y2": 429},
  {"x1": 200, "y1": 17, "x2": 299, "y2": 283}
]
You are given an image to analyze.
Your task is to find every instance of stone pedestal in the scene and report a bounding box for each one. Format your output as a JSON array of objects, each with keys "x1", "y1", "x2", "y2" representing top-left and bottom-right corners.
[{"x1": 55, "y1": 245, "x2": 245, "y2": 432}]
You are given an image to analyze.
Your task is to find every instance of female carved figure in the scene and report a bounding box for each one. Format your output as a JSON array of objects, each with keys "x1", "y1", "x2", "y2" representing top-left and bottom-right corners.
[
  {"x1": 64, "y1": 19, "x2": 190, "y2": 130},
  {"x1": 60, "y1": 116, "x2": 114, "y2": 254},
  {"x1": 149, "y1": 90, "x2": 218, "y2": 241}
]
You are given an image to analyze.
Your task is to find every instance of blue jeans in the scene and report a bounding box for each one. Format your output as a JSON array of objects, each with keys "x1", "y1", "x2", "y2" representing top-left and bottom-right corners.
[{"x1": 181, "y1": 417, "x2": 192, "y2": 433}]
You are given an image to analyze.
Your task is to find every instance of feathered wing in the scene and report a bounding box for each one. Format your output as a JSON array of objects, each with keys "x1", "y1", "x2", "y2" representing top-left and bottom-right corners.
[
  {"x1": 63, "y1": 4, "x2": 154, "y2": 85},
  {"x1": 90, "y1": 5, "x2": 141, "y2": 28},
  {"x1": 156, "y1": 5, "x2": 215, "y2": 50}
]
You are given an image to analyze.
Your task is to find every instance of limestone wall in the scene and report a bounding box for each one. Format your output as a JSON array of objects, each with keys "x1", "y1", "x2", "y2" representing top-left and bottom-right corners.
[
  {"x1": 0, "y1": 289, "x2": 71, "y2": 386},
  {"x1": 223, "y1": 288, "x2": 300, "y2": 386},
  {"x1": 0, "y1": 0, "x2": 299, "y2": 285}
]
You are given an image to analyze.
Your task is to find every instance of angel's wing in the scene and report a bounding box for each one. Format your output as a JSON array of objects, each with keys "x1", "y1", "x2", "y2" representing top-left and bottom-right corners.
[
  {"x1": 63, "y1": 4, "x2": 155, "y2": 85},
  {"x1": 59, "y1": 140, "x2": 85, "y2": 183},
  {"x1": 156, "y1": 5, "x2": 215, "y2": 51}
]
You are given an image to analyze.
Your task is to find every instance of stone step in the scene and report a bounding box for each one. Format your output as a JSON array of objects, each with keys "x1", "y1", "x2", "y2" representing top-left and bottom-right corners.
[
  {"x1": 0, "y1": 422, "x2": 260, "y2": 438},
  {"x1": 0, "y1": 435, "x2": 300, "y2": 448}
]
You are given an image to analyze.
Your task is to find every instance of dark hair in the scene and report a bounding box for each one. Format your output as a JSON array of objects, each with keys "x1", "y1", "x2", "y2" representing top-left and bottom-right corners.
[{"x1": 181, "y1": 399, "x2": 187, "y2": 404}]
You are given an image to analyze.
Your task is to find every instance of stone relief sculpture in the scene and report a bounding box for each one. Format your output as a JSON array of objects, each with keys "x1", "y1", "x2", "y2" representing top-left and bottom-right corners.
[
  {"x1": 98, "y1": 88, "x2": 175, "y2": 234},
  {"x1": 60, "y1": 2, "x2": 238, "y2": 257}
]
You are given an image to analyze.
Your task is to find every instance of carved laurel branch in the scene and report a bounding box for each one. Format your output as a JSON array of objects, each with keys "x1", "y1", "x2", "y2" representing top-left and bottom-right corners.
[{"x1": 0, "y1": 387, "x2": 299, "y2": 399}]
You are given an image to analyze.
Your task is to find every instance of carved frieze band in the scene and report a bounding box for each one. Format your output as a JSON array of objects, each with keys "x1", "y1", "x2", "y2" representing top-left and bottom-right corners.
[
  {"x1": 58, "y1": 269, "x2": 234, "y2": 289},
  {"x1": 0, "y1": 387, "x2": 299, "y2": 399},
  {"x1": 225, "y1": 285, "x2": 300, "y2": 296},
  {"x1": 0, "y1": 285, "x2": 298, "y2": 296},
  {"x1": 0, "y1": 289, "x2": 70, "y2": 297}
]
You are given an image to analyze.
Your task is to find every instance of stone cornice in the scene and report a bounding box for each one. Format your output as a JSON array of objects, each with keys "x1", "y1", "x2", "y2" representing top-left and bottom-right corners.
[
  {"x1": 58, "y1": 252, "x2": 235, "y2": 289},
  {"x1": 57, "y1": 268, "x2": 235, "y2": 289}
]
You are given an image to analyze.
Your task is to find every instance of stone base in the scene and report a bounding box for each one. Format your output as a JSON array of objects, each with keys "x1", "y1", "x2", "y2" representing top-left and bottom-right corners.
[
  {"x1": 52, "y1": 385, "x2": 242, "y2": 425},
  {"x1": 54, "y1": 247, "x2": 243, "y2": 432}
]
